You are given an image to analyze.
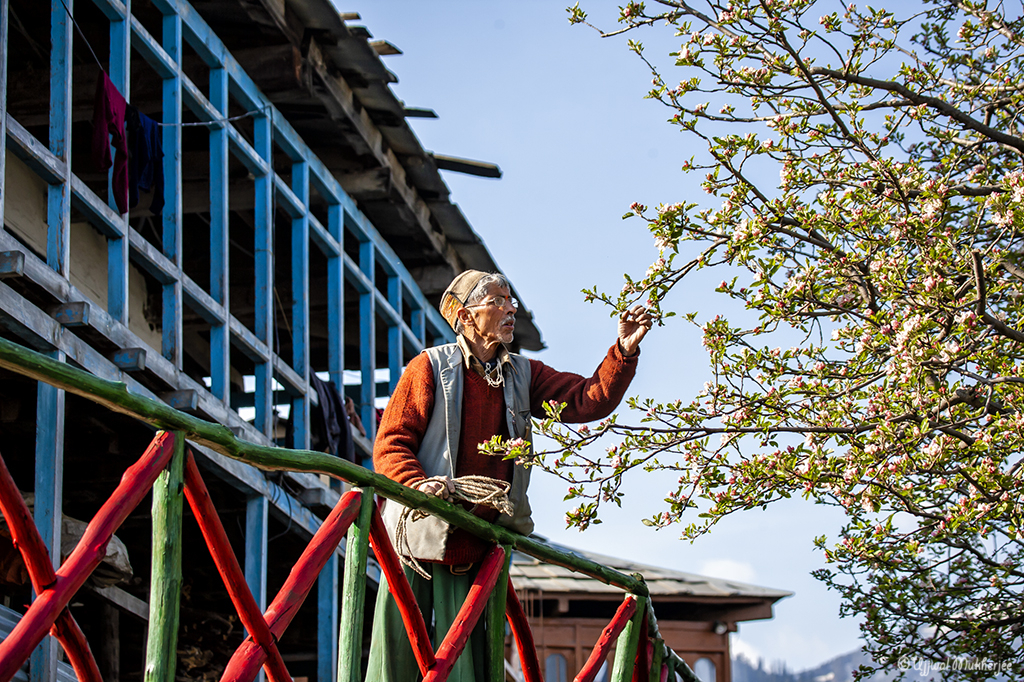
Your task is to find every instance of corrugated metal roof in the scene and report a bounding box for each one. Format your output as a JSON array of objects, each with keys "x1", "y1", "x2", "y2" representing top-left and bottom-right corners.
[{"x1": 510, "y1": 541, "x2": 792, "y2": 602}]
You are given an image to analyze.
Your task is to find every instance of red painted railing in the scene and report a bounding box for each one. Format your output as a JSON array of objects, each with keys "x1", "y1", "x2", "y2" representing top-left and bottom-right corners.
[
  {"x1": 0, "y1": 435, "x2": 358, "y2": 682},
  {"x1": 221, "y1": 487, "x2": 364, "y2": 682},
  {"x1": 0, "y1": 431, "x2": 176, "y2": 682},
  {"x1": 0, "y1": 336, "x2": 701, "y2": 682},
  {"x1": 0, "y1": 450, "x2": 103, "y2": 682},
  {"x1": 576, "y1": 595, "x2": 637, "y2": 682},
  {"x1": 367, "y1": 503, "x2": 436, "y2": 675},
  {"x1": 0, "y1": 433, "x2": 670, "y2": 682}
]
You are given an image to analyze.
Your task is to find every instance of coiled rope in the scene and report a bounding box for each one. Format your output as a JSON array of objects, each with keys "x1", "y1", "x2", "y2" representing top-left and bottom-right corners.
[{"x1": 395, "y1": 475, "x2": 514, "y2": 579}]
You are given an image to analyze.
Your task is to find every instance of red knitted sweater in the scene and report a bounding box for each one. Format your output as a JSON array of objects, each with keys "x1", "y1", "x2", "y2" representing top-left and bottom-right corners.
[{"x1": 373, "y1": 343, "x2": 638, "y2": 564}]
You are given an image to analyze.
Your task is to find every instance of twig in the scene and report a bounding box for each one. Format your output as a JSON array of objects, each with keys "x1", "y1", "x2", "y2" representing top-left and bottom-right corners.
[{"x1": 972, "y1": 250, "x2": 1024, "y2": 342}]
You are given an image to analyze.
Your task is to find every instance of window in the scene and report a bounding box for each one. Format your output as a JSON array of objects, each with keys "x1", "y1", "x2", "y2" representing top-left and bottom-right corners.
[
  {"x1": 694, "y1": 657, "x2": 717, "y2": 682},
  {"x1": 545, "y1": 653, "x2": 568, "y2": 682}
]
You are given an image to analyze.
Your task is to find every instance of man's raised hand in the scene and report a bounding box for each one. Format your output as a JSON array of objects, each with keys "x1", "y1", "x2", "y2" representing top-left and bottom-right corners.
[{"x1": 618, "y1": 305, "x2": 654, "y2": 357}]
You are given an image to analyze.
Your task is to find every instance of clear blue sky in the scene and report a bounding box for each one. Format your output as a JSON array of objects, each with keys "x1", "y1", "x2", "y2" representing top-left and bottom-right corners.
[{"x1": 337, "y1": 0, "x2": 864, "y2": 670}]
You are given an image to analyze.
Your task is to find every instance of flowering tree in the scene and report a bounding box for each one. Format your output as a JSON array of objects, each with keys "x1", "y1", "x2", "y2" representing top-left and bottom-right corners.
[{"x1": 533, "y1": 0, "x2": 1024, "y2": 677}]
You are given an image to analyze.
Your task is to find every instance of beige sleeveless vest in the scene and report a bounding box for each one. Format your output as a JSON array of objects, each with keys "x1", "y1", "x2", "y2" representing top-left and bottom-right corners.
[{"x1": 380, "y1": 343, "x2": 535, "y2": 561}]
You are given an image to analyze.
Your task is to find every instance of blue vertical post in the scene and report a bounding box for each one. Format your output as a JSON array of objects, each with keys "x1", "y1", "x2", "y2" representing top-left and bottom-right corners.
[
  {"x1": 411, "y1": 307, "x2": 426, "y2": 348},
  {"x1": 106, "y1": 1, "x2": 130, "y2": 324},
  {"x1": 317, "y1": 553, "x2": 339, "y2": 682},
  {"x1": 47, "y1": 0, "x2": 72, "y2": 278},
  {"x1": 327, "y1": 203, "x2": 344, "y2": 391},
  {"x1": 291, "y1": 161, "x2": 310, "y2": 449},
  {"x1": 0, "y1": 0, "x2": 8, "y2": 232},
  {"x1": 35, "y1": 5, "x2": 71, "y2": 675},
  {"x1": 254, "y1": 113, "x2": 274, "y2": 437},
  {"x1": 387, "y1": 277, "x2": 402, "y2": 393},
  {"x1": 358, "y1": 239, "x2": 376, "y2": 441},
  {"x1": 32, "y1": 357, "x2": 65, "y2": 682},
  {"x1": 209, "y1": 68, "x2": 230, "y2": 402},
  {"x1": 244, "y1": 494, "x2": 268, "y2": 682},
  {"x1": 162, "y1": 12, "x2": 183, "y2": 368}
]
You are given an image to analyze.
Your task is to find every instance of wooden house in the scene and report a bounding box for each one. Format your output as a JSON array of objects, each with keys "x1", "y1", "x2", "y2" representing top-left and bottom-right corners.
[{"x1": 508, "y1": 544, "x2": 791, "y2": 682}]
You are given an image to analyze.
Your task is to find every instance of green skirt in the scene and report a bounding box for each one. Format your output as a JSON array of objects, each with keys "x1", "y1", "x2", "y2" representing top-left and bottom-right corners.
[{"x1": 365, "y1": 563, "x2": 491, "y2": 682}]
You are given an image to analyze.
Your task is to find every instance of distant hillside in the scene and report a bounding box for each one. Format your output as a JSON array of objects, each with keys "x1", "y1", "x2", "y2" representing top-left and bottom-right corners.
[{"x1": 731, "y1": 649, "x2": 1011, "y2": 682}]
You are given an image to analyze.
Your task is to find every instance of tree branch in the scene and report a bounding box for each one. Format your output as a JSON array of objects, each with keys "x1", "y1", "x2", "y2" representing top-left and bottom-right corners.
[
  {"x1": 808, "y1": 66, "x2": 1024, "y2": 154},
  {"x1": 972, "y1": 250, "x2": 1024, "y2": 342}
]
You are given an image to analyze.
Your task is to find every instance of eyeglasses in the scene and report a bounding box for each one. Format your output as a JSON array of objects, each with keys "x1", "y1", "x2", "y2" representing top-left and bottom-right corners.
[{"x1": 466, "y1": 295, "x2": 519, "y2": 311}]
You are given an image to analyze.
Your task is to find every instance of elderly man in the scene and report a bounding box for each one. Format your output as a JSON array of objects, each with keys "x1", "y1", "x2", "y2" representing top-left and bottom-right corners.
[{"x1": 367, "y1": 270, "x2": 652, "y2": 682}]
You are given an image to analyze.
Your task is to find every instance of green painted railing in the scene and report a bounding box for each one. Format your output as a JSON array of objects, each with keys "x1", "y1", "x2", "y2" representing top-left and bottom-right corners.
[{"x1": 0, "y1": 336, "x2": 700, "y2": 682}]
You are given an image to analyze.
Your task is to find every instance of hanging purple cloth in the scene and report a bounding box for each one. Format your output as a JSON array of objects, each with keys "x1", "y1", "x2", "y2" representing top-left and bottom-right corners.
[{"x1": 92, "y1": 72, "x2": 129, "y2": 214}]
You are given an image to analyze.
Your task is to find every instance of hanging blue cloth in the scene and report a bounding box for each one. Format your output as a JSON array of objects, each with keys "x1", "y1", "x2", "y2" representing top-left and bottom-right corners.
[{"x1": 126, "y1": 105, "x2": 164, "y2": 217}]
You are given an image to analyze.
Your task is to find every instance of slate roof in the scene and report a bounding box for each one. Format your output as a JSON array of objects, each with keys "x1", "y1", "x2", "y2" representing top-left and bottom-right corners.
[{"x1": 510, "y1": 540, "x2": 792, "y2": 602}]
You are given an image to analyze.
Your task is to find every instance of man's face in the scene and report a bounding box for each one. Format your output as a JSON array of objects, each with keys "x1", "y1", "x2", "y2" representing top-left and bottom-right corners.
[{"x1": 464, "y1": 282, "x2": 517, "y2": 345}]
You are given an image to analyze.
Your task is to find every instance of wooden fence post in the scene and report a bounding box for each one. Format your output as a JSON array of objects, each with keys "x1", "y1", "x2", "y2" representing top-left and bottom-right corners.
[
  {"x1": 486, "y1": 545, "x2": 513, "y2": 681},
  {"x1": 649, "y1": 638, "x2": 665, "y2": 682},
  {"x1": 337, "y1": 487, "x2": 373, "y2": 682},
  {"x1": 505, "y1": 576, "x2": 542, "y2": 682},
  {"x1": 144, "y1": 432, "x2": 185, "y2": 682},
  {"x1": 609, "y1": 595, "x2": 645, "y2": 682}
]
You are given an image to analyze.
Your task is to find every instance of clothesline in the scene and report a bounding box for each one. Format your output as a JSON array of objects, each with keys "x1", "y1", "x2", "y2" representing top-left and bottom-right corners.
[
  {"x1": 154, "y1": 105, "x2": 273, "y2": 127},
  {"x1": 55, "y1": 0, "x2": 274, "y2": 128},
  {"x1": 56, "y1": 0, "x2": 104, "y2": 72}
]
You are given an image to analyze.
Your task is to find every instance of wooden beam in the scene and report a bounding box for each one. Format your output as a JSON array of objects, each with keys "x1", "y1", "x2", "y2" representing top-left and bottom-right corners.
[
  {"x1": 291, "y1": 161, "x2": 311, "y2": 450},
  {"x1": 303, "y1": 39, "x2": 465, "y2": 274},
  {"x1": 6, "y1": 46, "x2": 305, "y2": 126},
  {"x1": 106, "y1": 0, "x2": 130, "y2": 329},
  {"x1": 245, "y1": 494, "x2": 269, "y2": 619},
  {"x1": 366, "y1": 504, "x2": 435, "y2": 675},
  {"x1": 51, "y1": 302, "x2": 90, "y2": 327},
  {"x1": 210, "y1": 66, "x2": 231, "y2": 404},
  {"x1": 407, "y1": 264, "x2": 457, "y2": 296},
  {"x1": 402, "y1": 107, "x2": 437, "y2": 119},
  {"x1": 253, "y1": 112, "x2": 274, "y2": 438},
  {"x1": 369, "y1": 40, "x2": 401, "y2": 56},
  {"x1": 110, "y1": 348, "x2": 147, "y2": 372},
  {"x1": 98, "y1": 603, "x2": 119, "y2": 682},
  {"x1": 578, "y1": 596, "x2": 637, "y2": 682},
  {"x1": 32, "y1": 349, "x2": 64, "y2": 682},
  {"x1": 0, "y1": 252, "x2": 25, "y2": 279},
  {"x1": 431, "y1": 154, "x2": 502, "y2": 179},
  {"x1": 88, "y1": 584, "x2": 150, "y2": 622},
  {"x1": 506, "y1": 582, "x2": 542, "y2": 682},
  {"x1": 336, "y1": 168, "x2": 391, "y2": 201},
  {"x1": 358, "y1": 240, "x2": 376, "y2": 441},
  {"x1": 161, "y1": 390, "x2": 198, "y2": 411},
  {"x1": 173, "y1": 156, "x2": 419, "y2": 209},
  {"x1": 316, "y1": 554, "x2": 339, "y2": 682},
  {"x1": 182, "y1": 453, "x2": 291, "y2": 682}
]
